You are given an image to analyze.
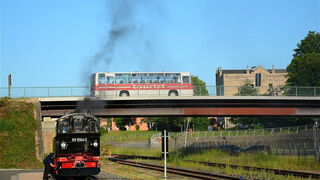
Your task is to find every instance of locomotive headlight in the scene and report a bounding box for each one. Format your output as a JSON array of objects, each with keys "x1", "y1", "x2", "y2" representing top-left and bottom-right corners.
[
  {"x1": 61, "y1": 141, "x2": 67, "y2": 149},
  {"x1": 93, "y1": 141, "x2": 98, "y2": 148}
]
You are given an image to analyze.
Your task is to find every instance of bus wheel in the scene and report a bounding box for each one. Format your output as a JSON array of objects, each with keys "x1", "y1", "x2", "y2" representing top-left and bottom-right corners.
[
  {"x1": 169, "y1": 90, "x2": 178, "y2": 96},
  {"x1": 120, "y1": 91, "x2": 129, "y2": 97}
]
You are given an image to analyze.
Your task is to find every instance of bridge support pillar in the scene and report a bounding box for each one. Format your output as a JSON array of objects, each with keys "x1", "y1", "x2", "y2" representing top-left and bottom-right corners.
[{"x1": 41, "y1": 117, "x2": 56, "y2": 154}]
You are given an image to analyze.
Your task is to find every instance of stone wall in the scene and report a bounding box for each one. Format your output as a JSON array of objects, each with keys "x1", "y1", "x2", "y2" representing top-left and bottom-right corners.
[
  {"x1": 17, "y1": 98, "x2": 45, "y2": 161},
  {"x1": 41, "y1": 118, "x2": 56, "y2": 154}
]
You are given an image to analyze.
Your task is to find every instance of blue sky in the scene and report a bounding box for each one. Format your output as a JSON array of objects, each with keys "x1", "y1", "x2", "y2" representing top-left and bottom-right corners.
[{"x1": 1, "y1": 0, "x2": 319, "y2": 87}]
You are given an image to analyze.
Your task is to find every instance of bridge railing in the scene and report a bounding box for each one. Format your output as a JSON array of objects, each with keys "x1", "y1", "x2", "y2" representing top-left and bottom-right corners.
[
  {"x1": 0, "y1": 86, "x2": 90, "y2": 98},
  {"x1": 1, "y1": 86, "x2": 320, "y2": 98},
  {"x1": 202, "y1": 86, "x2": 320, "y2": 97}
]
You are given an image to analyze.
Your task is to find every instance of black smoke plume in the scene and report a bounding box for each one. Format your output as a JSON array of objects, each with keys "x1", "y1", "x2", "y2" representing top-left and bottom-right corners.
[
  {"x1": 81, "y1": 0, "x2": 165, "y2": 85},
  {"x1": 93, "y1": 0, "x2": 136, "y2": 65},
  {"x1": 74, "y1": 97, "x2": 106, "y2": 114},
  {"x1": 81, "y1": 0, "x2": 138, "y2": 84}
]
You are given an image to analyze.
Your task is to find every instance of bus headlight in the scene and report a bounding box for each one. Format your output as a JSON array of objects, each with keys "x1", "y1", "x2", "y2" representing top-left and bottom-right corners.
[
  {"x1": 93, "y1": 141, "x2": 98, "y2": 148},
  {"x1": 61, "y1": 141, "x2": 67, "y2": 149}
]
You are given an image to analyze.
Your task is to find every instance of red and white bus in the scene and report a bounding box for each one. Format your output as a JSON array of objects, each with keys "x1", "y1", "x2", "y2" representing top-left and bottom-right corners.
[{"x1": 90, "y1": 72, "x2": 193, "y2": 97}]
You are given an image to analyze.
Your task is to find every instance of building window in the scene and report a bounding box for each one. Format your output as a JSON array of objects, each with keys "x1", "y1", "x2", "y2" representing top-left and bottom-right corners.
[
  {"x1": 269, "y1": 83, "x2": 273, "y2": 87},
  {"x1": 255, "y1": 73, "x2": 261, "y2": 86}
]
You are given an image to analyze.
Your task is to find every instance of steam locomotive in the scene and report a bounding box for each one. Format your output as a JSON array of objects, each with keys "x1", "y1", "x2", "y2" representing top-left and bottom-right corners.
[{"x1": 53, "y1": 113, "x2": 100, "y2": 177}]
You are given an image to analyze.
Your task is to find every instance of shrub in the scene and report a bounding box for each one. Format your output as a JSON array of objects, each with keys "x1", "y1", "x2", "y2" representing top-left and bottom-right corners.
[
  {"x1": 100, "y1": 127, "x2": 108, "y2": 136},
  {"x1": 135, "y1": 125, "x2": 140, "y2": 131}
]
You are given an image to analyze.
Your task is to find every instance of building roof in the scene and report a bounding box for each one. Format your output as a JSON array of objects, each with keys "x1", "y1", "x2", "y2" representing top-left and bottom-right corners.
[
  {"x1": 274, "y1": 69, "x2": 287, "y2": 73},
  {"x1": 218, "y1": 68, "x2": 287, "y2": 74},
  {"x1": 221, "y1": 70, "x2": 250, "y2": 74}
]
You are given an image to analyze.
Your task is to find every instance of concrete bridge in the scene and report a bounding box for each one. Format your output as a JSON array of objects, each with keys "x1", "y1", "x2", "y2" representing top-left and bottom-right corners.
[
  {"x1": 39, "y1": 96, "x2": 320, "y2": 118},
  {"x1": 38, "y1": 96, "x2": 320, "y2": 154}
]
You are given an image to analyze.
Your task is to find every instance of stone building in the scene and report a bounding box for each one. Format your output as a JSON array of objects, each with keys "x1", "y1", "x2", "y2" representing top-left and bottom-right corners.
[
  {"x1": 216, "y1": 65, "x2": 287, "y2": 96},
  {"x1": 215, "y1": 65, "x2": 287, "y2": 129}
]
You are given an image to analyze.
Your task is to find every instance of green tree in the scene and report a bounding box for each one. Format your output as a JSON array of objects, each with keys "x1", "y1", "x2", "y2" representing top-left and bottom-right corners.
[
  {"x1": 114, "y1": 117, "x2": 136, "y2": 131},
  {"x1": 190, "y1": 75, "x2": 211, "y2": 131},
  {"x1": 146, "y1": 117, "x2": 185, "y2": 131},
  {"x1": 191, "y1": 117, "x2": 211, "y2": 131},
  {"x1": 229, "y1": 116, "x2": 260, "y2": 129},
  {"x1": 286, "y1": 31, "x2": 320, "y2": 86},
  {"x1": 264, "y1": 86, "x2": 281, "y2": 96},
  {"x1": 235, "y1": 79, "x2": 258, "y2": 96},
  {"x1": 230, "y1": 116, "x2": 313, "y2": 129},
  {"x1": 191, "y1": 75, "x2": 209, "y2": 96}
]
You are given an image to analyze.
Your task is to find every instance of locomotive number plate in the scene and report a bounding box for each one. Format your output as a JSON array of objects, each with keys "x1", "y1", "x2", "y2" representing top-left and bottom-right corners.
[{"x1": 72, "y1": 138, "x2": 87, "y2": 142}]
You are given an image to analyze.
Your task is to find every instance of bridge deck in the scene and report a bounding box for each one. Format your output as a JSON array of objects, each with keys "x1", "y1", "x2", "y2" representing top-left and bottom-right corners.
[{"x1": 39, "y1": 96, "x2": 320, "y2": 117}]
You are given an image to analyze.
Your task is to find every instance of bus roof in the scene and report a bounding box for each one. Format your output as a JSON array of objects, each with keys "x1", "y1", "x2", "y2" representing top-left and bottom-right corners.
[{"x1": 93, "y1": 72, "x2": 191, "y2": 74}]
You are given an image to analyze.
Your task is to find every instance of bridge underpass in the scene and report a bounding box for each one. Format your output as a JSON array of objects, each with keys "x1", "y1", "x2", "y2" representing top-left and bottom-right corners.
[
  {"x1": 39, "y1": 96, "x2": 320, "y2": 118},
  {"x1": 39, "y1": 96, "x2": 320, "y2": 154}
]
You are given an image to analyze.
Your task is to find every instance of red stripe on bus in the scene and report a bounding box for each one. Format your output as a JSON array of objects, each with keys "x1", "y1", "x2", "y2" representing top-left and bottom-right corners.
[{"x1": 94, "y1": 83, "x2": 193, "y2": 91}]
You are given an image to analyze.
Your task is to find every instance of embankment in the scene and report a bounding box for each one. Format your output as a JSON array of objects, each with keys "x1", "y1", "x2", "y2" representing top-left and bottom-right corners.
[{"x1": 0, "y1": 98, "x2": 42, "y2": 168}]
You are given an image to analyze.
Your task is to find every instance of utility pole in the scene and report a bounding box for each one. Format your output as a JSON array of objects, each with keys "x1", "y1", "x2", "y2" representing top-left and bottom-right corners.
[
  {"x1": 8, "y1": 74, "x2": 12, "y2": 98},
  {"x1": 184, "y1": 117, "x2": 191, "y2": 148},
  {"x1": 314, "y1": 118, "x2": 319, "y2": 162},
  {"x1": 164, "y1": 130, "x2": 167, "y2": 179}
]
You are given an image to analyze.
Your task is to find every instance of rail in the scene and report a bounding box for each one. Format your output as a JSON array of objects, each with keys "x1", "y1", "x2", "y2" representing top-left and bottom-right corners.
[
  {"x1": 109, "y1": 157, "x2": 242, "y2": 180},
  {"x1": 111, "y1": 154, "x2": 320, "y2": 179},
  {"x1": 1, "y1": 85, "x2": 320, "y2": 98}
]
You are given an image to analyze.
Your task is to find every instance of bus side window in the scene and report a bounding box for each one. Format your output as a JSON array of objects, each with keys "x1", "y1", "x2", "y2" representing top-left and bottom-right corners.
[
  {"x1": 98, "y1": 74, "x2": 105, "y2": 84},
  {"x1": 173, "y1": 77, "x2": 178, "y2": 83},
  {"x1": 160, "y1": 76, "x2": 165, "y2": 83},
  {"x1": 182, "y1": 76, "x2": 190, "y2": 83},
  {"x1": 149, "y1": 74, "x2": 156, "y2": 83},
  {"x1": 106, "y1": 76, "x2": 114, "y2": 84},
  {"x1": 165, "y1": 74, "x2": 174, "y2": 83}
]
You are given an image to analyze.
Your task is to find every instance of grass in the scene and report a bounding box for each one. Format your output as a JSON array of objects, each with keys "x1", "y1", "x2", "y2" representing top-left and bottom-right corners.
[
  {"x1": 101, "y1": 158, "x2": 190, "y2": 180},
  {"x1": 0, "y1": 118, "x2": 14, "y2": 132},
  {"x1": 103, "y1": 145, "x2": 162, "y2": 157},
  {"x1": 103, "y1": 145, "x2": 320, "y2": 179},
  {"x1": 165, "y1": 160, "x2": 310, "y2": 180},
  {"x1": 0, "y1": 98, "x2": 42, "y2": 168},
  {"x1": 101, "y1": 130, "x2": 159, "y2": 141},
  {"x1": 102, "y1": 155, "x2": 312, "y2": 180},
  {"x1": 101, "y1": 124, "x2": 310, "y2": 144},
  {"x1": 101, "y1": 160, "x2": 164, "y2": 180},
  {"x1": 168, "y1": 149, "x2": 320, "y2": 172}
]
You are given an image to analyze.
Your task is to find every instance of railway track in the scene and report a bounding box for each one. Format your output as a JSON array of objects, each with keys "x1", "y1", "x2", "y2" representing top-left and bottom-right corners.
[
  {"x1": 109, "y1": 157, "x2": 242, "y2": 180},
  {"x1": 183, "y1": 160, "x2": 320, "y2": 179},
  {"x1": 111, "y1": 154, "x2": 320, "y2": 179}
]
